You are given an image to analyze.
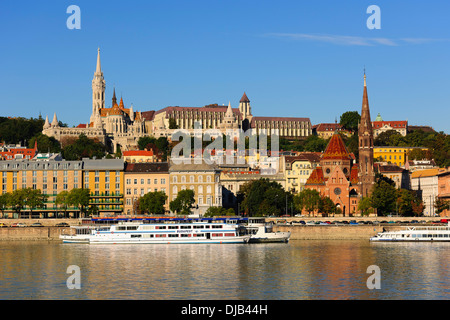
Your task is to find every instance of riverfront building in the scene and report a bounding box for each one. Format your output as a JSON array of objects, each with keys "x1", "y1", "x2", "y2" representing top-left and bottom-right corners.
[
  {"x1": 169, "y1": 160, "x2": 222, "y2": 216},
  {"x1": 0, "y1": 158, "x2": 84, "y2": 217},
  {"x1": 124, "y1": 162, "x2": 169, "y2": 215}
]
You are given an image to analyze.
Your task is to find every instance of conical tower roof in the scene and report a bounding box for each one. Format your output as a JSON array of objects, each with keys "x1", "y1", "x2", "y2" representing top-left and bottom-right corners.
[
  {"x1": 321, "y1": 132, "x2": 352, "y2": 161},
  {"x1": 240, "y1": 92, "x2": 250, "y2": 103}
]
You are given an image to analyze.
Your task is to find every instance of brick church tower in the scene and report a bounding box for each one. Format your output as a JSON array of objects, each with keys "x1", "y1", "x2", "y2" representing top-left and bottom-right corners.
[{"x1": 358, "y1": 73, "x2": 375, "y2": 197}]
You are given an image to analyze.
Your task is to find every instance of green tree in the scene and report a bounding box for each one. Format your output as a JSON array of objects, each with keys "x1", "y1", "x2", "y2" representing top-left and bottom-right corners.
[
  {"x1": 55, "y1": 191, "x2": 70, "y2": 218},
  {"x1": 139, "y1": 191, "x2": 168, "y2": 215},
  {"x1": 319, "y1": 195, "x2": 336, "y2": 215},
  {"x1": 9, "y1": 189, "x2": 27, "y2": 216},
  {"x1": 0, "y1": 192, "x2": 11, "y2": 217},
  {"x1": 374, "y1": 130, "x2": 402, "y2": 147},
  {"x1": 435, "y1": 197, "x2": 449, "y2": 215},
  {"x1": 294, "y1": 189, "x2": 321, "y2": 216},
  {"x1": 68, "y1": 188, "x2": 90, "y2": 218},
  {"x1": 204, "y1": 207, "x2": 235, "y2": 217},
  {"x1": 23, "y1": 188, "x2": 48, "y2": 218},
  {"x1": 303, "y1": 135, "x2": 328, "y2": 152},
  {"x1": 357, "y1": 196, "x2": 373, "y2": 216},
  {"x1": 371, "y1": 180, "x2": 397, "y2": 216},
  {"x1": 339, "y1": 111, "x2": 361, "y2": 133},
  {"x1": 0, "y1": 116, "x2": 44, "y2": 145},
  {"x1": 61, "y1": 134, "x2": 107, "y2": 160},
  {"x1": 29, "y1": 133, "x2": 61, "y2": 153},
  {"x1": 240, "y1": 179, "x2": 290, "y2": 216},
  {"x1": 169, "y1": 118, "x2": 179, "y2": 129},
  {"x1": 170, "y1": 189, "x2": 195, "y2": 215}
]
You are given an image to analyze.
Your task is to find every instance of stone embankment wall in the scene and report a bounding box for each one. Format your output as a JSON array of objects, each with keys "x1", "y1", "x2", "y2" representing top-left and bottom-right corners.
[{"x1": 0, "y1": 219, "x2": 77, "y2": 241}]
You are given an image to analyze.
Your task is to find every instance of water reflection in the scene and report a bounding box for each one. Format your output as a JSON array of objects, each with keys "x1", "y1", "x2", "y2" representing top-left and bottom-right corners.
[{"x1": 0, "y1": 241, "x2": 449, "y2": 300}]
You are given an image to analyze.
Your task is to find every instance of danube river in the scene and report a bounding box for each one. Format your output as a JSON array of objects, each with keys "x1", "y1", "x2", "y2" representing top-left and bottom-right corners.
[{"x1": 0, "y1": 240, "x2": 449, "y2": 300}]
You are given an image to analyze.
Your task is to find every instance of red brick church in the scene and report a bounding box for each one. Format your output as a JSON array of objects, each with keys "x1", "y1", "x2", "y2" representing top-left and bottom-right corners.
[{"x1": 304, "y1": 73, "x2": 375, "y2": 216}]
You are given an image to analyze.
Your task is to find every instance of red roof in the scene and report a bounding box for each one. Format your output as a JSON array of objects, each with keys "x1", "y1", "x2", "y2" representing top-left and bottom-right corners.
[
  {"x1": 372, "y1": 121, "x2": 407, "y2": 129},
  {"x1": 321, "y1": 133, "x2": 352, "y2": 161},
  {"x1": 123, "y1": 150, "x2": 154, "y2": 157},
  {"x1": 305, "y1": 167, "x2": 325, "y2": 185}
]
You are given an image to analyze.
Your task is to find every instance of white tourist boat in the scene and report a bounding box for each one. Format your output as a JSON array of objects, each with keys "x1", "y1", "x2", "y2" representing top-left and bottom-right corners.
[
  {"x1": 243, "y1": 218, "x2": 291, "y2": 243},
  {"x1": 370, "y1": 223, "x2": 450, "y2": 242},
  {"x1": 60, "y1": 218, "x2": 251, "y2": 244}
]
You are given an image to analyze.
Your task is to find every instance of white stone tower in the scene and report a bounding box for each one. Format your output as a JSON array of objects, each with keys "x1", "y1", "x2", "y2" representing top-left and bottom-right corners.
[{"x1": 91, "y1": 48, "x2": 106, "y2": 124}]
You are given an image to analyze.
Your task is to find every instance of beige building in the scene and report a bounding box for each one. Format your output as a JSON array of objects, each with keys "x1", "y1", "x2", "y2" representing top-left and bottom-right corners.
[
  {"x1": 124, "y1": 162, "x2": 169, "y2": 215},
  {"x1": 411, "y1": 169, "x2": 439, "y2": 216},
  {"x1": 374, "y1": 163, "x2": 410, "y2": 189},
  {"x1": 169, "y1": 160, "x2": 222, "y2": 216},
  {"x1": 284, "y1": 153, "x2": 321, "y2": 194}
]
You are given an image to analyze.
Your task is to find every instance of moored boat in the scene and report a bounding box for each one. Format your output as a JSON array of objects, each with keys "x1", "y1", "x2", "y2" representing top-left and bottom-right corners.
[
  {"x1": 60, "y1": 217, "x2": 250, "y2": 244},
  {"x1": 370, "y1": 223, "x2": 450, "y2": 242},
  {"x1": 243, "y1": 218, "x2": 291, "y2": 243}
]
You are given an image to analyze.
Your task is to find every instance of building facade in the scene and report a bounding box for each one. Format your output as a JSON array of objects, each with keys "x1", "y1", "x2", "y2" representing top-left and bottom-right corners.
[
  {"x1": 124, "y1": 162, "x2": 169, "y2": 215},
  {"x1": 284, "y1": 153, "x2": 321, "y2": 194},
  {"x1": 411, "y1": 169, "x2": 439, "y2": 216},
  {"x1": 43, "y1": 49, "x2": 312, "y2": 154},
  {"x1": 82, "y1": 159, "x2": 125, "y2": 216},
  {"x1": 169, "y1": 160, "x2": 222, "y2": 216}
]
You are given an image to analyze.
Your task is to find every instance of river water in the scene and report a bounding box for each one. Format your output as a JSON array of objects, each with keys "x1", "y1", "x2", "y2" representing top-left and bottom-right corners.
[{"x1": 0, "y1": 240, "x2": 449, "y2": 300}]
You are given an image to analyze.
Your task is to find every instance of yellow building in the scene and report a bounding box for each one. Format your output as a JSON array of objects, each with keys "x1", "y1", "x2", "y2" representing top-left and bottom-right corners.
[
  {"x1": 123, "y1": 162, "x2": 169, "y2": 215},
  {"x1": 284, "y1": 153, "x2": 321, "y2": 194},
  {"x1": 373, "y1": 146, "x2": 428, "y2": 167},
  {"x1": 0, "y1": 158, "x2": 83, "y2": 217},
  {"x1": 82, "y1": 159, "x2": 125, "y2": 215}
]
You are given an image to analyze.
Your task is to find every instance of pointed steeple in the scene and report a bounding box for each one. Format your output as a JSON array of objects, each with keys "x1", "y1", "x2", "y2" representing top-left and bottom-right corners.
[
  {"x1": 112, "y1": 87, "x2": 117, "y2": 107},
  {"x1": 43, "y1": 115, "x2": 50, "y2": 129},
  {"x1": 225, "y1": 101, "x2": 234, "y2": 118},
  {"x1": 240, "y1": 92, "x2": 250, "y2": 103},
  {"x1": 51, "y1": 113, "x2": 59, "y2": 127},
  {"x1": 96, "y1": 47, "x2": 102, "y2": 74},
  {"x1": 358, "y1": 71, "x2": 375, "y2": 198}
]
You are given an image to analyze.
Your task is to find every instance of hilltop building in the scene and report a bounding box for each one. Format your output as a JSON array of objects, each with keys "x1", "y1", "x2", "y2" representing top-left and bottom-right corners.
[{"x1": 43, "y1": 49, "x2": 312, "y2": 153}]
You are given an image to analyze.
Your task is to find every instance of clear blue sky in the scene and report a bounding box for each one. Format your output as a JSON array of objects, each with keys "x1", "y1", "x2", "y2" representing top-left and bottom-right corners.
[{"x1": 1, "y1": 0, "x2": 449, "y2": 133}]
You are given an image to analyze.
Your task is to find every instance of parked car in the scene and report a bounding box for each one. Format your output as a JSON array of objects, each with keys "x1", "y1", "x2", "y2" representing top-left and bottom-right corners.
[
  {"x1": 0, "y1": 222, "x2": 8, "y2": 228},
  {"x1": 55, "y1": 222, "x2": 70, "y2": 227},
  {"x1": 31, "y1": 222, "x2": 43, "y2": 227},
  {"x1": 11, "y1": 223, "x2": 27, "y2": 227}
]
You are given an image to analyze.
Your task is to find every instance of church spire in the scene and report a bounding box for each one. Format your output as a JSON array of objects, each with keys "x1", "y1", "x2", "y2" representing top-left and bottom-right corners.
[
  {"x1": 358, "y1": 71, "x2": 375, "y2": 198},
  {"x1": 96, "y1": 47, "x2": 102, "y2": 74}
]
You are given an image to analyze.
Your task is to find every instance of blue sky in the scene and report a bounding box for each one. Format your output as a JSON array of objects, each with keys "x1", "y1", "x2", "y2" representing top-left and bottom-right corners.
[{"x1": 1, "y1": 0, "x2": 449, "y2": 133}]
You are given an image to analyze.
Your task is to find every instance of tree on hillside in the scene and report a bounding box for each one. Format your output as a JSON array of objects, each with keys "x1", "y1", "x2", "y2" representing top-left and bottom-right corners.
[
  {"x1": 29, "y1": 133, "x2": 61, "y2": 153},
  {"x1": 61, "y1": 134, "x2": 107, "y2": 160},
  {"x1": 339, "y1": 111, "x2": 361, "y2": 133},
  {"x1": 0, "y1": 116, "x2": 44, "y2": 145}
]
